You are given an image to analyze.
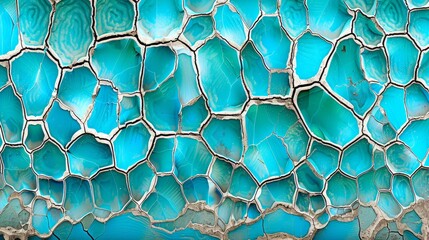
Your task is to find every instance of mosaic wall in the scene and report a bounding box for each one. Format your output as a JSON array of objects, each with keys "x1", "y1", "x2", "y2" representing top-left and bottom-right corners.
[{"x1": 1, "y1": 0, "x2": 429, "y2": 239}]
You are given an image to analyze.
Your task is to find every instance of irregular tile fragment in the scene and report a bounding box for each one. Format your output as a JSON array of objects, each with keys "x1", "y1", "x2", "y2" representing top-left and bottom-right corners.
[
  {"x1": 296, "y1": 163, "x2": 324, "y2": 193},
  {"x1": 229, "y1": 167, "x2": 257, "y2": 200},
  {"x1": 229, "y1": 0, "x2": 260, "y2": 28},
  {"x1": 297, "y1": 86, "x2": 360, "y2": 146},
  {"x1": 385, "y1": 36, "x2": 419, "y2": 85},
  {"x1": 39, "y1": 179, "x2": 63, "y2": 205},
  {"x1": 119, "y1": 95, "x2": 141, "y2": 125},
  {"x1": 264, "y1": 209, "x2": 311, "y2": 238},
  {"x1": 340, "y1": 138, "x2": 373, "y2": 177},
  {"x1": 405, "y1": 83, "x2": 429, "y2": 119},
  {"x1": 378, "y1": 192, "x2": 402, "y2": 218},
  {"x1": 344, "y1": 0, "x2": 377, "y2": 16},
  {"x1": 33, "y1": 140, "x2": 67, "y2": 180},
  {"x1": 246, "y1": 103, "x2": 308, "y2": 162},
  {"x1": 257, "y1": 174, "x2": 296, "y2": 210},
  {"x1": 113, "y1": 122, "x2": 152, "y2": 171},
  {"x1": 0, "y1": 64, "x2": 7, "y2": 88},
  {"x1": 279, "y1": 0, "x2": 307, "y2": 38},
  {"x1": 32, "y1": 199, "x2": 62, "y2": 235},
  {"x1": 412, "y1": 168, "x2": 429, "y2": 198},
  {"x1": 91, "y1": 38, "x2": 142, "y2": 93},
  {"x1": 418, "y1": 50, "x2": 429, "y2": 85},
  {"x1": 408, "y1": 10, "x2": 429, "y2": 49},
  {"x1": 18, "y1": 0, "x2": 51, "y2": 46},
  {"x1": 141, "y1": 175, "x2": 186, "y2": 220},
  {"x1": 353, "y1": 12, "x2": 383, "y2": 47},
  {"x1": 366, "y1": 106, "x2": 397, "y2": 145},
  {"x1": 307, "y1": 0, "x2": 352, "y2": 40},
  {"x1": 197, "y1": 37, "x2": 247, "y2": 113},
  {"x1": 214, "y1": 4, "x2": 247, "y2": 48},
  {"x1": 244, "y1": 135, "x2": 294, "y2": 183},
  {"x1": 58, "y1": 66, "x2": 97, "y2": 121},
  {"x1": 358, "y1": 170, "x2": 378, "y2": 204},
  {"x1": 145, "y1": 52, "x2": 200, "y2": 132},
  {"x1": 48, "y1": 0, "x2": 93, "y2": 66},
  {"x1": 400, "y1": 119, "x2": 429, "y2": 162},
  {"x1": 137, "y1": 0, "x2": 184, "y2": 42},
  {"x1": 183, "y1": 177, "x2": 222, "y2": 206},
  {"x1": 95, "y1": 0, "x2": 134, "y2": 36},
  {"x1": 392, "y1": 175, "x2": 415, "y2": 207},
  {"x1": 209, "y1": 158, "x2": 233, "y2": 193},
  {"x1": 149, "y1": 137, "x2": 174, "y2": 173},
  {"x1": 375, "y1": 0, "x2": 408, "y2": 33},
  {"x1": 64, "y1": 177, "x2": 94, "y2": 221},
  {"x1": 0, "y1": 0, "x2": 19, "y2": 57},
  {"x1": 375, "y1": 166, "x2": 392, "y2": 190},
  {"x1": 184, "y1": 0, "x2": 215, "y2": 14},
  {"x1": 407, "y1": 0, "x2": 429, "y2": 8},
  {"x1": 0, "y1": 86, "x2": 24, "y2": 143},
  {"x1": 143, "y1": 46, "x2": 176, "y2": 91},
  {"x1": 24, "y1": 122, "x2": 46, "y2": 151},
  {"x1": 386, "y1": 143, "x2": 420, "y2": 176},
  {"x1": 1, "y1": 146, "x2": 36, "y2": 191},
  {"x1": 251, "y1": 16, "x2": 291, "y2": 69},
  {"x1": 203, "y1": 118, "x2": 243, "y2": 162},
  {"x1": 92, "y1": 170, "x2": 130, "y2": 213},
  {"x1": 402, "y1": 211, "x2": 422, "y2": 235},
  {"x1": 46, "y1": 101, "x2": 80, "y2": 147},
  {"x1": 241, "y1": 42, "x2": 270, "y2": 96},
  {"x1": 0, "y1": 198, "x2": 30, "y2": 230},
  {"x1": 326, "y1": 38, "x2": 375, "y2": 115},
  {"x1": 295, "y1": 32, "x2": 332, "y2": 80},
  {"x1": 244, "y1": 104, "x2": 307, "y2": 182},
  {"x1": 174, "y1": 137, "x2": 213, "y2": 182},
  {"x1": 183, "y1": 16, "x2": 214, "y2": 46},
  {"x1": 379, "y1": 86, "x2": 407, "y2": 131},
  {"x1": 11, "y1": 51, "x2": 58, "y2": 117},
  {"x1": 307, "y1": 141, "x2": 340, "y2": 178},
  {"x1": 128, "y1": 161, "x2": 155, "y2": 201},
  {"x1": 180, "y1": 97, "x2": 208, "y2": 132},
  {"x1": 87, "y1": 85, "x2": 119, "y2": 135},
  {"x1": 144, "y1": 78, "x2": 180, "y2": 132},
  {"x1": 360, "y1": 49, "x2": 389, "y2": 93},
  {"x1": 326, "y1": 172, "x2": 357, "y2": 206},
  {"x1": 67, "y1": 134, "x2": 113, "y2": 178}
]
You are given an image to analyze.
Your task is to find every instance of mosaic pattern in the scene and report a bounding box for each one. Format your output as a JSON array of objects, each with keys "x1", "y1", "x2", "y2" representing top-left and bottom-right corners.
[{"x1": 1, "y1": 0, "x2": 429, "y2": 239}]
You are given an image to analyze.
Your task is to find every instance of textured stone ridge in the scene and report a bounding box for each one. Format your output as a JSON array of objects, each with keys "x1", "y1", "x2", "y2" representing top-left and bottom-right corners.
[{"x1": 0, "y1": 0, "x2": 429, "y2": 239}]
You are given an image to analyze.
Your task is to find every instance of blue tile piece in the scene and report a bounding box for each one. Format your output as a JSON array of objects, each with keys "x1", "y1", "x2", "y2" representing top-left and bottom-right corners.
[
  {"x1": 48, "y1": 0, "x2": 93, "y2": 66},
  {"x1": 67, "y1": 134, "x2": 113, "y2": 178},
  {"x1": 113, "y1": 122, "x2": 152, "y2": 171},
  {"x1": 297, "y1": 86, "x2": 359, "y2": 147},
  {"x1": 0, "y1": 0, "x2": 19, "y2": 56},
  {"x1": 58, "y1": 66, "x2": 97, "y2": 120},
  {"x1": 95, "y1": 0, "x2": 134, "y2": 36},
  {"x1": 0, "y1": 86, "x2": 24, "y2": 143},
  {"x1": 11, "y1": 51, "x2": 58, "y2": 117},
  {"x1": 197, "y1": 37, "x2": 247, "y2": 113},
  {"x1": 203, "y1": 118, "x2": 243, "y2": 162},
  {"x1": 91, "y1": 38, "x2": 142, "y2": 93},
  {"x1": 18, "y1": 0, "x2": 51, "y2": 46}
]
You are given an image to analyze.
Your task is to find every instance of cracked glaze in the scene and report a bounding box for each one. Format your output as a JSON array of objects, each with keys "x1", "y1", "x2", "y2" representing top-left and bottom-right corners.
[{"x1": 0, "y1": 0, "x2": 429, "y2": 239}]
